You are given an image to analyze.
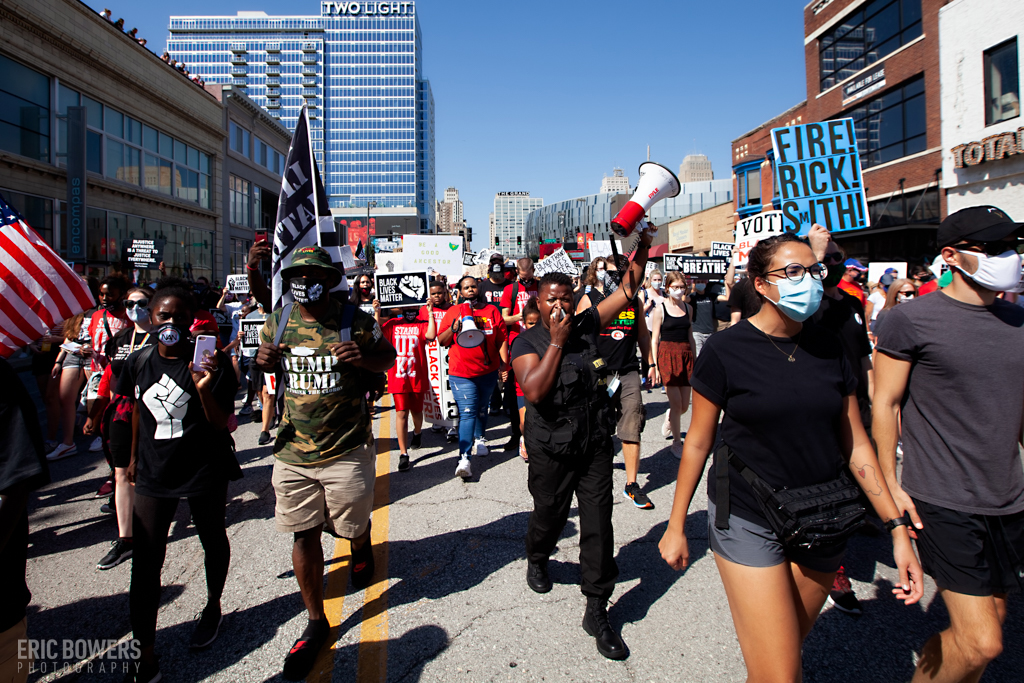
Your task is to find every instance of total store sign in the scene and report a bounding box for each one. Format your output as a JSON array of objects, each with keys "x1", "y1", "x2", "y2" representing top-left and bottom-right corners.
[{"x1": 322, "y1": 1, "x2": 415, "y2": 15}]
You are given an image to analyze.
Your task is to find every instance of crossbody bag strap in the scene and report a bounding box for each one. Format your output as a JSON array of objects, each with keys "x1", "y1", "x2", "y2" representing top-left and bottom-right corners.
[
  {"x1": 339, "y1": 302, "x2": 355, "y2": 343},
  {"x1": 272, "y1": 303, "x2": 295, "y2": 348}
]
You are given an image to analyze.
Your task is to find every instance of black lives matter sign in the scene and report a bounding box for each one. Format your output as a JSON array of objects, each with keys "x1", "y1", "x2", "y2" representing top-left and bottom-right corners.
[
  {"x1": 240, "y1": 318, "x2": 265, "y2": 353},
  {"x1": 122, "y1": 239, "x2": 165, "y2": 269},
  {"x1": 663, "y1": 254, "x2": 729, "y2": 277},
  {"x1": 374, "y1": 270, "x2": 429, "y2": 309}
]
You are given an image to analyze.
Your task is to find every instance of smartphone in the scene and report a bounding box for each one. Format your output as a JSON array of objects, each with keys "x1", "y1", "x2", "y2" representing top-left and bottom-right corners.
[
  {"x1": 192, "y1": 335, "x2": 217, "y2": 372},
  {"x1": 551, "y1": 307, "x2": 564, "y2": 322},
  {"x1": 255, "y1": 230, "x2": 268, "y2": 244}
]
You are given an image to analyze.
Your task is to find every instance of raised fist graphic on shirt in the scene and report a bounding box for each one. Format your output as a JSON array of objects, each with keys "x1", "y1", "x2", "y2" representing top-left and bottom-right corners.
[
  {"x1": 399, "y1": 275, "x2": 425, "y2": 300},
  {"x1": 142, "y1": 373, "x2": 191, "y2": 440}
]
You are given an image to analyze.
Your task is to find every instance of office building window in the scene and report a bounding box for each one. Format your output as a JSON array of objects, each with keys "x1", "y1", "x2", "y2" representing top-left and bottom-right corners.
[
  {"x1": 230, "y1": 238, "x2": 251, "y2": 274},
  {"x1": 736, "y1": 167, "x2": 761, "y2": 209},
  {"x1": 985, "y1": 38, "x2": 1020, "y2": 126},
  {"x1": 868, "y1": 187, "x2": 939, "y2": 229},
  {"x1": 0, "y1": 55, "x2": 50, "y2": 162},
  {"x1": 843, "y1": 76, "x2": 926, "y2": 169},
  {"x1": 818, "y1": 0, "x2": 922, "y2": 91},
  {"x1": 230, "y1": 121, "x2": 250, "y2": 159},
  {"x1": 230, "y1": 175, "x2": 250, "y2": 227}
]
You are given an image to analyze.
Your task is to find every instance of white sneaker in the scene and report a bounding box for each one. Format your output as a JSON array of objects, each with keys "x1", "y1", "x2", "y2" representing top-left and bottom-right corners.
[
  {"x1": 661, "y1": 417, "x2": 671, "y2": 438},
  {"x1": 455, "y1": 457, "x2": 472, "y2": 479},
  {"x1": 670, "y1": 443, "x2": 683, "y2": 459},
  {"x1": 45, "y1": 442, "x2": 77, "y2": 461},
  {"x1": 473, "y1": 438, "x2": 488, "y2": 457},
  {"x1": 88, "y1": 437, "x2": 103, "y2": 452}
]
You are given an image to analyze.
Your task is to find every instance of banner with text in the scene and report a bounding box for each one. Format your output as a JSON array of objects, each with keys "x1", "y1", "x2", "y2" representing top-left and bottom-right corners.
[
  {"x1": 735, "y1": 210, "x2": 787, "y2": 267},
  {"x1": 122, "y1": 239, "x2": 165, "y2": 269},
  {"x1": 226, "y1": 274, "x2": 250, "y2": 295},
  {"x1": 710, "y1": 241, "x2": 733, "y2": 259},
  {"x1": 374, "y1": 270, "x2": 429, "y2": 309},
  {"x1": 402, "y1": 235, "x2": 463, "y2": 281},
  {"x1": 534, "y1": 248, "x2": 578, "y2": 277},
  {"x1": 423, "y1": 307, "x2": 456, "y2": 428},
  {"x1": 240, "y1": 317, "x2": 266, "y2": 353},
  {"x1": 771, "y1": 118, "x2": 869, "y2": 235},
  {"x1": 663, "y1": 254, "x2": 729, "y2": 278}
]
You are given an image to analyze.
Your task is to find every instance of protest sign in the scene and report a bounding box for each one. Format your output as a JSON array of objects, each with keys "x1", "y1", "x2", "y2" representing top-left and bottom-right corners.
[
  {"x1": 371, "y1": 236, "x2": 401, "y2": 253},
  {"x1": 375, "y1": 271, "x2": 429, "y2": 309},
  {"x1": 735, "y1": 210, "x2": 786, "y2": 267},
  {"x1": 377, "y1": 251, "x2": 404, "y2": 273},
  {"x1": 209, "y1": 308, "x2": 230, "y2": 330},
  {"x1": 645, "y1": 261, "x2": 657, "y2": 277},
  {"x1": 225, "y1": 274, "x2": 249, "y2": 295},
  {"x1": 122, "y1": 239, "x2": 165, "y2": 269},
  {"x1": 663, "y1": 254, "x2": 729, "y2": 278},
  {"x1": 403, "y1": 235, "x2": 463, "y2": 281},
  {"x1": 588, "y1": 240, "x2": 614, "y2": 260},
  {"x1": 534, "y1": 248, "x2": 578, "y2": 277},
  {"x1": 710, "y1": 241, "x2": 733, "y2": 259},
  {"x1": 463, "y1": 252, "x2": 477, "y2": 267},
  {"x1": 867, "y1": 261, "x2": 907, "y2": 284},
  {"x1": 771, "y1": 118, "x2": 869, "y2": 235},
  {"x1": 239, "y1": 317, "x2": 265, "y2": 353}
]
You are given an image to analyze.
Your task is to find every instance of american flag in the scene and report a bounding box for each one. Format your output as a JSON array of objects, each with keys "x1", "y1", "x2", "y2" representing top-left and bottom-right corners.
[{"x1": 0, "y1": 192, "x2": 94, "y2": 358}]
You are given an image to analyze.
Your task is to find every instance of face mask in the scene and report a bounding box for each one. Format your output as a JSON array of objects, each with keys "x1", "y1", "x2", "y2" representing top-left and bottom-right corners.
[
  {"x1": 519, "y1": 276, "x2": 534, "y2": 285},
  {"x1": 153, "y1": 322, "x2": 188, "y2": 347},
  {"x1": 764, "y1": 272, "x2": 823, "y2": 322},
  {"x1": 667, "y1": 287, "x2": 686, "y2": 300},
  {"x1": 126, "y1": 306, "x2": 149, "y2": 323},
  {"x1": 955, "y1": 250, "x2": 1023, "y2": 292},
  {"x1": 402, "y1": 310, "x2": 418, "y2": 321},
  {"x1": 897, "y1": 292, "x2": 915, "y2": 303},
  {"x1": 490, "y1": 263, "x2": 503, "y2": 275},
  {"x1": 938, "y1": 270, "x2": 954, "y2": 288},
  {"x1": 290, "y1": 277, "x2": 326, "y2": 304},
  {"x1": 651, "y1": 281, "x2": 662, "y2": 291},
  {"x1": 695, "y1": 283, "x2": 706, "y2": 294},
  {"x1": 195, "y1": 283, "x2": 207, "y2": 293},
  {"x1": 822, "y1": 265, "x2": 845, "y2": 288}
]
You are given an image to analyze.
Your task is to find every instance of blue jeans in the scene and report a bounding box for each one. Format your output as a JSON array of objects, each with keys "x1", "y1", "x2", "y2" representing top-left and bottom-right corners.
[{"x1": 449, "y1": 372, "x2": 498, "y2": 458}]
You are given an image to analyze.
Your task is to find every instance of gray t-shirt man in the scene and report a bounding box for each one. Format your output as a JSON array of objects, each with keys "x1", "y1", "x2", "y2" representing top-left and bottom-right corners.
[{"x1": 876, "y1": 291, "x2": 1024, "y2": 515}]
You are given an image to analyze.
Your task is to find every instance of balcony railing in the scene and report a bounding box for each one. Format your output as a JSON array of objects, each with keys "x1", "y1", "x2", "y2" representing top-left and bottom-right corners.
[
  {"x1": 265, "y1": 43, "x2": 280, "y2": 53},
  {"x1": 302, "y1": 43, "x2": 317, "y2": 53},
  {"x1": 230, "y1": 43, "x2": 246, "y2": 53}
]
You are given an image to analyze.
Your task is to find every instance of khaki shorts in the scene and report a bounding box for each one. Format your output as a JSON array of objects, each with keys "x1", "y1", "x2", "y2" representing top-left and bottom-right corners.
[
  {"x1": 272, "y1": 440, "x2": 376, "y2": 537},
  {"x1": 0, "y1": 617, "x2": 28, "y2": 683},
  {"x1": 615, "y1": 371, "x2": 644, "y2": 443}
]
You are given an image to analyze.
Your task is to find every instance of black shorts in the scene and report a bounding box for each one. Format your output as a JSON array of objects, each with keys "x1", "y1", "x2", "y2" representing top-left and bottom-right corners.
[
  {"x1": 913, "y1": 497, "x2": 1024, "y2": 596},
  {"x1": 108, "y1": 418, "x2": 133, "y2": 469},
  {"x1": 248, "y1": 361, "x2": 264, "y2": 390}
]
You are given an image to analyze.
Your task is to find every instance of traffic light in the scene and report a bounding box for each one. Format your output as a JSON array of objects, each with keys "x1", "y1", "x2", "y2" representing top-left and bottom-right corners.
[
  {"x1": 495, "y1": 236, "x2": 500, "y2": 246},
  {"x1": 517, "y1": 236, "x2": 522, "y2": 247}
]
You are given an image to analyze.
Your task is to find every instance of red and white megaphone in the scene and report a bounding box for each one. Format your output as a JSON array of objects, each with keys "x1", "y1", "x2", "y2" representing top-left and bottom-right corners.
[
  {"x1": 457, "y1": 304, "x2": 485, "y2": 348},
  {"x1": 610, "y1": 162, "x2": 681, "y2": 237}
]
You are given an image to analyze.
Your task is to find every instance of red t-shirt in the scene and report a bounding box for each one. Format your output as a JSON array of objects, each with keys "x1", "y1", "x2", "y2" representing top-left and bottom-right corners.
[
  {"x1": 838, "y1": 279, "x2": 866, "y2": 307},
  {"x1": 918, "y1": 280, "x2": 939, "y2": 296},
  {"x1": 382, "y1": 317, "x2": 429, "y2": 394},
  {"x1": 500, "y1": 280, "x2": 538, "y2": 343},
  {"x1": 439, "y1": 303, "x2": 507, "y2": 378}
]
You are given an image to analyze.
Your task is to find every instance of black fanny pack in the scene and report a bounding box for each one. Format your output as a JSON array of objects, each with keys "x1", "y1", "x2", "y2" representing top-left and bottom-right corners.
[{"x1": 714, "y1": 444, "x2": 866, "y2": 549}]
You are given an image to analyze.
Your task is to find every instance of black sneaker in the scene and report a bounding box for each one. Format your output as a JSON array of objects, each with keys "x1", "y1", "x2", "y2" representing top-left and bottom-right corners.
[
  {"x1": 623, "y1": 482, "x2": 654, "y2": 510},
  {"x1": 397, "y1": 454, "x2": 411, "y2": 472},
  {"x1": 410, "y1": 432, "x2": 421, "y2": 449},
  {"x1": 258, "y1": 430, "x2": 272, "y2": 446},
  {"x1": 446, "y1": 428, "x2": 457, "y2": 443},
  {"x1": 526, "y1": 561, "x2": 552, "y2": 594},
  {"x1": 189, "y1": 604, "x2": 223, "y2": 649},
  {"x1": 827, "y1": 566, "x2": 862, "y2": 615},
  {"x1": 122, "y1": 659, "x2": 161, "y2": 683},
  {"x1": 282, "y1": 618, "x2": 330, "y2": 681},
  {"x1": 97, "y1": 539, "x2": 133, "y2": 570},
  {"x1": 351, "y1": 527, "x2": 375, "y2": 589}
]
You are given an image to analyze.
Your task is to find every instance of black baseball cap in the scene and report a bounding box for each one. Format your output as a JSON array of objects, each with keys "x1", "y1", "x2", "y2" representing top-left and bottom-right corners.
[{"x1": 937, "y1": 206, "x2": 1023, "y2": 248}]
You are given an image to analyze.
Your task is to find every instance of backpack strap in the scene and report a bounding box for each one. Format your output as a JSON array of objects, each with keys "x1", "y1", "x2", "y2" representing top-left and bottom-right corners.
[
  {"x1": 339, "y1": 303, "x2": 355, "y2": 343},
  {"x1": 273, "y1": 303, "x2": 294, "y2": 348}
]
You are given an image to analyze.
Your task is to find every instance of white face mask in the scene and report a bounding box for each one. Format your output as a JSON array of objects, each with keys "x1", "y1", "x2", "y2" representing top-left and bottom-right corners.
[
  {"x1": 651, "y1": 280, "x2": 662, "y2": 291},
  {"x1": 956, "y1": 250, "x2": 1023, "y2": 292},
  {"x1": 667, "y1": 287, "x2": 686, "y2": 300}
]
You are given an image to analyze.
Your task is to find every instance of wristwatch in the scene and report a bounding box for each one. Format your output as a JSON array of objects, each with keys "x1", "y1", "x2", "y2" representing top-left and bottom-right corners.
[{"x1": 884, "y1": 515, "x2": 911, "y2": 533}]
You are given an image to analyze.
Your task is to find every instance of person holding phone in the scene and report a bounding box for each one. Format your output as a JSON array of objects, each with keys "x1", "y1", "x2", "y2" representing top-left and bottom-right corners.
[
  {"x1": 510, "y1": 228, "x2": 654, "y2": 661},
  {"x1": 118, "y1": 277, "x2": 240, "y2": 683}
]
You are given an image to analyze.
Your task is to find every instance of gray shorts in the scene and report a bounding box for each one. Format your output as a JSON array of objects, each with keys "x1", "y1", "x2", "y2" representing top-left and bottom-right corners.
[
  {"x1": 615, "y1": 371, "x2": 643, "y2": 443},
  {"x1": 62, "y1": 352, "x2": 87, "y2": 370},
  {"x1": 707, "y1": 498, "x2": 846, "y2": 574}
]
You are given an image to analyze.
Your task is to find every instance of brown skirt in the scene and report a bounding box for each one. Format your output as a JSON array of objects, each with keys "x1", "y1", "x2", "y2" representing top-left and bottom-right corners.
[{"x1": 658, "y1": 340, "x2": 695, "y2": 387}]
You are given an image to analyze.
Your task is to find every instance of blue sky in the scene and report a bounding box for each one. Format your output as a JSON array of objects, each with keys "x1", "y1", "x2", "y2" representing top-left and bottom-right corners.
[{"x1": 90, "y1": 0, "x2": 811, "y2": 250}]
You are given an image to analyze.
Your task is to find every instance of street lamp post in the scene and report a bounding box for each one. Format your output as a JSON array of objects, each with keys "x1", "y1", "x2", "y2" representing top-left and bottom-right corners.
[{"x1": 366, "y1": 200, "x2": 377, "y2": 239}]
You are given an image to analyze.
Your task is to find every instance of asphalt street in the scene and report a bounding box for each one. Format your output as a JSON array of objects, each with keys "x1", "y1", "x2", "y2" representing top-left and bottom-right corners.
[{"x1": 20, "y1": 384, "x2": 1024, "y2": 683}]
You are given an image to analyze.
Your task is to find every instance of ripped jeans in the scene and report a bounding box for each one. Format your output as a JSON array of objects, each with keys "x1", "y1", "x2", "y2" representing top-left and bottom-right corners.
[{"x1": 448, "y1": 371, "x2": 499, "y2": 458}]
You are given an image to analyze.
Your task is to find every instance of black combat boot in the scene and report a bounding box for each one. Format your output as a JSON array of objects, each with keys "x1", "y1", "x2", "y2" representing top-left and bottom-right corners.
[{"x1": 582, "y1": 596, "x2": 627, "y2": 660}]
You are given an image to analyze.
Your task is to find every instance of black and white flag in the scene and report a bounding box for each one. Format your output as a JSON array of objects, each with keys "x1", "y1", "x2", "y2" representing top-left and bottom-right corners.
[{"x1": 271, "y1": 107, "x2": 348, "y2": 311}]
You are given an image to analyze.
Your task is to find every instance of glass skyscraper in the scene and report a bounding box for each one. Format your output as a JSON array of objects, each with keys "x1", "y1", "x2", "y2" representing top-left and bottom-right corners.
[{"x1": 168, "y1": 1, "x2": 435, "y2": 231}]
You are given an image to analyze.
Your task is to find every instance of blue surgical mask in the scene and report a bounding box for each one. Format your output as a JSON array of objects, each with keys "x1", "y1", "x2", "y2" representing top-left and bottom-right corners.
[{"x1": 765, "y1": 273, "x2": 823, "y2": 322}]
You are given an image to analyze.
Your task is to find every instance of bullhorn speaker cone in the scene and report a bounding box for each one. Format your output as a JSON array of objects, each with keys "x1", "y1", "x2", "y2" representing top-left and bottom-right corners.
[
  {"x1": 610, "y1": 162, "x2": 681, "y2": 237},
  {"x1": 457, "y1": 307, "x2": 485, "y2": 348}
]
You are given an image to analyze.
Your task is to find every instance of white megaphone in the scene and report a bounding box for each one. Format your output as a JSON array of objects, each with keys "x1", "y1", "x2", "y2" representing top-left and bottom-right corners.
[
  {"x1": 610, "y1": 162, "x2": 681, "y2": 237},
  {"x1": 457, "y1": 305, "x2": 485, "y2": 348}
]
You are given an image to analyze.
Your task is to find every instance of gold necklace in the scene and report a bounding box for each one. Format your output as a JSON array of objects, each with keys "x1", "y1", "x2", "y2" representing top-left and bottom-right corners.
[{"x1": 757, "y1": 325, "x2": 800, "y2": 362}]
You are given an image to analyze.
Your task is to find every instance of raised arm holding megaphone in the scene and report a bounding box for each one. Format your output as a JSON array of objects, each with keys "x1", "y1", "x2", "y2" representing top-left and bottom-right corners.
[{"x1": 610, "y1": 162, "x2": 681, "y2": 237}]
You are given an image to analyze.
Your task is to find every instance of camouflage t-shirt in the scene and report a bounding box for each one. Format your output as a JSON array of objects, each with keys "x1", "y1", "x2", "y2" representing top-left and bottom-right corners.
[{"x1": 260, "y1": 300, "x2": 383, "y2": 466}]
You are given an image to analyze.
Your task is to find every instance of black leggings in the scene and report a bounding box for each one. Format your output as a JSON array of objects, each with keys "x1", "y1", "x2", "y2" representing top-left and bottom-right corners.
[{"x1": 130, "y1": 484, "x2": 230, "y2": 648}]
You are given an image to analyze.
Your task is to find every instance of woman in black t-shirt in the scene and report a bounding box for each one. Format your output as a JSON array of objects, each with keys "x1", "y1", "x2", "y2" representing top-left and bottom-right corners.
[
  {"x1": 117, "y1": 278, "x2": 240, "y2": 682},
  {"x1": 657, "y1": 235, "x2": 923, "y2": 681}
]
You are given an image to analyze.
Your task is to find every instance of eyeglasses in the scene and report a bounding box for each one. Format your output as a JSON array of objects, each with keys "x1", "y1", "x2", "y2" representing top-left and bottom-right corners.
[
  {"x1": 764, "y1": 263, "x2": 827, "y2": 282},
  {"x1": 822, "y1": 251, "x2": 844, "y2": 265},
  {"x1": 123, "y1": 299, "x2": 149, "y2": 310},
  {"x1": 956, "y1": 241, "x2": 1020, "y2": 256}
]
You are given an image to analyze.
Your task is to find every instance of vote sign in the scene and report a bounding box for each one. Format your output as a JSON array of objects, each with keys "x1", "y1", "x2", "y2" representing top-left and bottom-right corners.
[
  {"x1": 771, "y1": 118, "x2": 869, "y2": 235},
  {"x1": 736, "y1": 211, "x2": 786, "y2": 267},
  {"x1": 374, "y1": 270, "x2": 429, "y2": 309},
  {"x1": 664, "y1": 254, "x2": 729, "y2": 278}
]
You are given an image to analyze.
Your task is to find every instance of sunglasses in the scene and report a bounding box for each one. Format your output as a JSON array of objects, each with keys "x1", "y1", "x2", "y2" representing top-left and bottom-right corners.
[
  {"x1": 123, "y1": 299, "x2": 150, "y2": 310},
  {"x1": 957, "y1": 241, "x2": 1020, "y2": 257},
  {"x1": 822, "y1": 251, "x2": 844, "y2": 265}
]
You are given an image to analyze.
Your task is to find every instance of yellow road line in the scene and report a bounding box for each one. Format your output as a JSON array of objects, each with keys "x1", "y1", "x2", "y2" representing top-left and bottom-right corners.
[
  {"x1": 306, "y1": 532, "x2": 350, "y2": 683},
  {"x1": 357, "y1": 396, "x2": 392, "y2": 683}
]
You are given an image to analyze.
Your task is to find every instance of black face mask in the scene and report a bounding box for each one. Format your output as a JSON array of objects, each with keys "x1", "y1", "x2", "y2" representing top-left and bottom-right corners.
[
  {"x1": 402, "y1": 310, "x2": 418, "y2": 321},
  {"x1": 195, "y1": 284, "x2": 207, "y2": 293},
  {"x1": 153, "y1": 322, "x2": 190, "y2": 347},
  {"x1": 519, "y1": 276, "x2": 534, "y2": 285},
  {"x1": 490, "y1": 263, "x2": 503, "y2": 275},
  {"x1": 822, "y1": 265, "x2": 845, "y2": 288},
  {"x1": 290, "y1": 277, "x2": 327, "y2": 304}
]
